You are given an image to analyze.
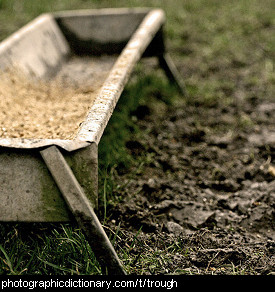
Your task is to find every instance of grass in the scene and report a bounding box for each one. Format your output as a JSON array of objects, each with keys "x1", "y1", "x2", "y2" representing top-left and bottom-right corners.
[{"x1": 0, "y1": 0, "x2": 274, "y2": 275}]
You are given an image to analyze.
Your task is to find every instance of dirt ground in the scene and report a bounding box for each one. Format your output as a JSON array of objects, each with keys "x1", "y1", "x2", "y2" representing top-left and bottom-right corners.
[{"x1": 105, "y1": 61, "x2": 275, "y2": 275}]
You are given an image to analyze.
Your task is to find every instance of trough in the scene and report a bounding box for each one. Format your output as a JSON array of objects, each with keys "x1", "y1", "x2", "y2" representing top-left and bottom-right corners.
[{"x1": 0, "y1": 8, "x2": 184, "y2": 273}]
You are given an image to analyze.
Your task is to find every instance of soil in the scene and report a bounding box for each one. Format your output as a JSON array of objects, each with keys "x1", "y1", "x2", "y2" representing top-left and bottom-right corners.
[
  {"x1": 0, "y1": 55, "x2": 115, "y2": 139},
  {"x1": 106, "y1": 63, "x2": 275, "y2": 275}
]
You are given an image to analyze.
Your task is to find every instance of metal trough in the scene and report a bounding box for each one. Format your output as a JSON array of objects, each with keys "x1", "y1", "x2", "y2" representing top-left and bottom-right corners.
[{"x1": 0, "y1": 8, "x2": 184, "y2": 274}]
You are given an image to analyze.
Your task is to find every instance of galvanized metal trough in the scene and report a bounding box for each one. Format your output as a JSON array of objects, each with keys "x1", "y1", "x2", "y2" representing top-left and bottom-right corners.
[{"x1": 0, "y1": 8, "x2": 184, "y2": 274}]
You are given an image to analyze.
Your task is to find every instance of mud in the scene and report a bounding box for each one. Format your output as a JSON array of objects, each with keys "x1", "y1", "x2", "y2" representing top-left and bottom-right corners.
[{"x1": 106, "y1": 66, "x2": 275, "y2": 274}]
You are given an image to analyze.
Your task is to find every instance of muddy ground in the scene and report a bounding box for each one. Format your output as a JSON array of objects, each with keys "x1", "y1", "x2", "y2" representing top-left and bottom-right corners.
[{"x1": 105, "y1": 61, "x2": 275, "y2": 275}]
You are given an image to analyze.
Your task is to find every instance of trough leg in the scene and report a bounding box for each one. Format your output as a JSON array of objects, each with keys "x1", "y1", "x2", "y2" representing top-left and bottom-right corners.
[
  {"x1": 40, "y1": 146, "x2": 126, "y2": 275},
  {"x1": 158, "y1": 53, "x2": 186, "y2": 96}
]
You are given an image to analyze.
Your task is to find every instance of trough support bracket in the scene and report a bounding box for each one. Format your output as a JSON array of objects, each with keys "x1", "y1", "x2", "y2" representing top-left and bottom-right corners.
[
  {"x1": 40, "y1": 145, "x2": 126, "y2": 275},
  {"x1": 143, "y1": 25, "x2": 185, "y2": 95},
  {"x1": 158, "y1": 53, "x2": 186, "y2": 96}
]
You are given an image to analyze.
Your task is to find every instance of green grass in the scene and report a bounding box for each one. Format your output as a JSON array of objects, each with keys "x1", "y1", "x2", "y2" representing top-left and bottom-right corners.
[
  {"x1": 0, "y1": 223, "x2": 101, "y2": 275},
  {"x1": 0, "y1": 0, "x2": 274, "y2": 275}
]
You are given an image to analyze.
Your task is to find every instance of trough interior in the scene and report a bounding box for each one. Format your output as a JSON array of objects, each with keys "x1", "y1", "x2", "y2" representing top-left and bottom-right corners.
[
  {"x1": 0, "y1": 9, "x2": 150, "y2": 140},
  {"x1": 0, "y1": 55, "x2": 116, "y2": 140},
  {"x1": 55, "y1": 9, "x2": 148, "y2": 55}
]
